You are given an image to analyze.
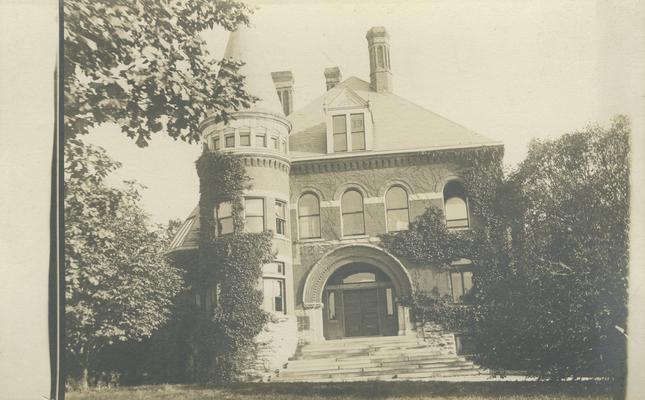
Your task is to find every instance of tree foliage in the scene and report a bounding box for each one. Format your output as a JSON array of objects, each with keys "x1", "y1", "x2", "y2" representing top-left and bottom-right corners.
[
  {"x1": 497, "y1": 116, "x2": 630, "y2": 379},
  {"x1": 64, "y1": 139, "x2": 184, "y2": 388},
  {"x1": 64, "y1": 0, "x2": 256, "y2": 146}
]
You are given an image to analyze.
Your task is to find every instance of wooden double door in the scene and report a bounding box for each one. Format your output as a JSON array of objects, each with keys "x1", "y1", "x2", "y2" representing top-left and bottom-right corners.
[{"x1": 322, "y1": 283, "x2": 398, "y2": 339}]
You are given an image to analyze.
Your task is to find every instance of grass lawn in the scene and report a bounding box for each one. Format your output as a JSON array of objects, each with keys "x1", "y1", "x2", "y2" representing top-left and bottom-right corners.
[{"x1": 67, "y1": 381, "x2": 617, "y2": 400}]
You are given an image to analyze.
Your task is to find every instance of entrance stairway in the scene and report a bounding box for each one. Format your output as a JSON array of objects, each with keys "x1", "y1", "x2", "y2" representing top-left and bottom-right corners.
[{"x1": 272, "y1": 335, "x2": 487, "y2": 382}]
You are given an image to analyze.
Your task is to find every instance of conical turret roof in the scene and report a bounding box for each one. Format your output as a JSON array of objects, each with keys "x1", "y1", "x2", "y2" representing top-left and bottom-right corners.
[{"x1": 223, "y1": 25, "x2": 285, "y2": 116}]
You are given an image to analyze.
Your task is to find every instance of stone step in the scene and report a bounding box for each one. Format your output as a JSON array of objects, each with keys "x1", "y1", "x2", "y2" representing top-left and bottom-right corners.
[
  {"x1": 275, "y1": 366, "x2": 484, "y2": 382},
  {"x1": 285, "y1": 357, "x2": 473, "y2": 372},
  {"x1": 288, "y1": 351, "x2": 456, "y2": 366},
  {"x1": 286, "y1": 353, "x2": 464, "y2": 369},
  {"x1": 301, "y1": 336, "x2": 424, "y2": 349},
  {"x1": 279, "y1": 360, "x2": 475, "y2": 377},
  {"x1": 295, "y1": 342, "x2": 435, "y2": 355}
]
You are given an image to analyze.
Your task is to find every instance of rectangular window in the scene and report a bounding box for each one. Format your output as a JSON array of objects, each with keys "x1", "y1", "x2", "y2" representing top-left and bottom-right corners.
[
  {"x1": 214, "y1": 137, "x2": 220, "y2": 150},
  {"x1": 225, "y1": 134, "x2": 235, "y2": 148},
  {"x1": 281, "y1": 139, "x2": 287, "y2": 153},
  {"x1": 385, "y1": 288, "x2": 394, "y2": 316},
  {"x1": 271, "y1": 136, "x2": 279, "y2": 149},
  {"x1": 256, "y1": 133, "x2": 266, "y2": 147},
  {"x1": 216, "y1": 202, "x2": 234, "y2": 235},
  {"x1": 263, "y1": 278, "x2": 285, "y2": 314},
  {"x1": 244, "y1": 198, "x2": 264, "y2": 233},
  {"x1": 451, "y1": 271, "x2": 474, "y2": 302},
  {"x1": 328, "y1": 291, "x2": 336, "y2": 320},
  {"x1": 210, "y1": 284, "x2": 220, "y2": 308},
  {"x1": 350, "y1": 113, "x2": 365, "y2": 150},
  {"x1": 275, "y1": 200, "x2": 287, "y2": 235},
  {"x1": 332, "y1": 115, "x2": 347, "y2": 152},
  {"x1": 239, "y1": 130, "x2": 251, "y2": 146}
]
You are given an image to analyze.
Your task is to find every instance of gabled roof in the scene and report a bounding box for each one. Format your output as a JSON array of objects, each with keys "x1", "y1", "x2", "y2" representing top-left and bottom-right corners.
[{"x1": 288, "y1": 77, "x2": 501, "y2": 158}]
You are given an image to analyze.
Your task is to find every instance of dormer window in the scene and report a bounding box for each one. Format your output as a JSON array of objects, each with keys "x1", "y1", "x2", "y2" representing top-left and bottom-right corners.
[
  {"x1": 325, "y1": 87, "x2": 373, "y2": 154},
  {"x1": 350, "y1": 114, "x2": 365, "y2": 150},
  {"x1": 333, "y1": 115, "x2": 347, "y2": 152}
]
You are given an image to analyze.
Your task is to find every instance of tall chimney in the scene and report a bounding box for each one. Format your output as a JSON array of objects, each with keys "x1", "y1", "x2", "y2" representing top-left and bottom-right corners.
[
  {"x1": 366, "y1": 26, "x2": 392, "y2": 93},
  {"x1": 324, "y1": 67, "x2": 342, "y2": 91},
  {"x1": 271, "y1": 71, "x2": 294, "y2": 116}
]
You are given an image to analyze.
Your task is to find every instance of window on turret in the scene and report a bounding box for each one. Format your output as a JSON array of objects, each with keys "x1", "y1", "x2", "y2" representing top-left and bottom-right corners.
[
  {"x1": 332, "y1": 115, "x2": 347, "y2": 152},
  {"x1": 214, "y1": 137, "x2": 220, "y2": 150},
  {"x1": 216, "y1": 202, "x2": 233, "y2": 235},
  {"x1": 225, "y1": 134, "x2": 235, "y2": 148},
  {"x1": 240, "y1": 130, "x2": 251, "y2": 146},
  {"x1": 244, "y1": 198, "x2": 265, "y2": 233},
  {"x1": 341, "y1": 189, "x2": 365, "y2": 236},
  {"x1": 298, "y1": 193, "x2": 321, "y2": 239},
  {"x1": 350, "y1": 114, "x2": 365, "y2": 151},
  {"x1": 256, "y1": 133, "x2": 266, "y2": 147},
  {"x1": 263, "y1": 278, "x2": 286, "y2": 314},
  {"x1": 275, "y1": 200, "x2": 287, "y2": 236},
  {"x1": 386, "y1": 186, "x2": 409, "y2": 231},
  {"x1": 271, "y1": 136, "x2": 279, "y2": 150}
]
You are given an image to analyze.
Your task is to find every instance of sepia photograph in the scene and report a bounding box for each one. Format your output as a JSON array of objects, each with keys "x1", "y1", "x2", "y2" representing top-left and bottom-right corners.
[{"x1": 1, "y1": 0, "x2": 644, "y2": 399}]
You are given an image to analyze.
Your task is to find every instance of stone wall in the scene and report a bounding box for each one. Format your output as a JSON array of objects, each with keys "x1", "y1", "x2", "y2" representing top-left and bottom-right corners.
[{"x1": 248, "y1": 314, "x2": 299, "y2": 381}]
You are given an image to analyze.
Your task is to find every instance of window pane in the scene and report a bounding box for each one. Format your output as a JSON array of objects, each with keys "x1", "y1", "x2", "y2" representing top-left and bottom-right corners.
[
  {"x1": 451, "y1": 272, "x2": 464, "y2": 302},
  {"x1": 299, "y1": 194, "x2": 319, "y2": 216},
  {"x1": 299, "y1": 215, "x2": 320, "y2": 239},
  {"x1": 218, "y1": 202, "x2": 232, "y2": 218},
  {"x1": 240, "y1": 132, "x2": 251, "y2": 146},
  {"x1": 271, "y1": 137, "x2": 278, "y2": 149},
  {"x1": 214, "y1": 137, "x2": 220, "y2": 150},
  {"x1": 386, "y1": 187, "x2": 408, "y2": 210},
  {"x1": 351, "y1": 131, "x2": 365, "y2": 150},
  {"x1": 445, "y1": 197, "x2": 468, "y2": 226},
  {"x1": 343, "y1": 212, "x2": 364, "y2": 236},
  {"x1": 256, "y1": 134, "x2": 266, "y2": 147},
  {"x1": 333, "y1": 133, "x2": 347, "y2": 152},
  {"x1": 341, "y1": 190, "x2": 363, "y2": 213},
  {"x1": 351, "y1": 114, "x2": 364, "y2": 132},
  {"x1": 245, "y1": 198, "x2": 264, "y2": 216},
  {"x1": 463, "y1": 271, "x2": 473, "y2": 294},
  {"x1": 225, "y1": 135, "x2": 235, "y2": 147},
  {"x1": 332, "y1": 115, "x2": 346, "y2": 133},
  {"x1": 220, "y1": 217, "x2": 233, "y2": 235},
  {"x1": 328, "y1": 291, "x2": 336, "y2": 320},
  {"x1": 263, "y1": 278, "x2": 285, "y2": 313},
  {"x1": 343, "y1": 272, "x2": 375, "y2": 283},
  {"x1": 281, "y1": 139, "x2": 287, "y2": 153},
  {"x1": 387, "y1": 209, "x2": 409, "y2": 232},
  {"x1": 385, "y1": 288, "x2": 394, "y2": 316},
  {"x1": 245, "y1": 216, "x2": 264, "y2": 233}
]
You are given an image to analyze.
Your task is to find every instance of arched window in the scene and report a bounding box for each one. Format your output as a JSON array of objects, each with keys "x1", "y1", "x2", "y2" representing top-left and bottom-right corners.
[
  {"x1": 385, "y1": 186, "x2": 409, "y2": 231},
  {"x1": 443, "y1": 181, "x2": 469, "y2": 228},
  {"x1": 341, "y1": 189, "x2": 365, "y2": 236},
  {"x1": 298, "y1": 193, "x2": 321, "y2": 239}
]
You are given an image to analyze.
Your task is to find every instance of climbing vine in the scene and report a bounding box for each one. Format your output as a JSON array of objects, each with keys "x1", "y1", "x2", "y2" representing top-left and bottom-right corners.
[{"x1": 186, "y1": 150, "x2": 273, "y2": 383}]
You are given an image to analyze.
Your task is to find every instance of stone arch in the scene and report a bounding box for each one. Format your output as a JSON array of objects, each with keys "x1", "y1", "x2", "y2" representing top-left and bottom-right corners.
[
  {"x1": 303, "y1": 244, "x2": 414, "y2": 307},
  {"x1": 333, "y1": 182, "x2": 370, "y2": 201},
  {"x1": 377, "y1": 179, "x2": 415, "y2": 197}
]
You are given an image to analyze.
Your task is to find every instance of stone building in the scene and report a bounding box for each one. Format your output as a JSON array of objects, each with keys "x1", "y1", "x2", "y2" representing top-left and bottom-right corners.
[{"x1": 168, "y1": 25, "x2": 503, "y2": 376}]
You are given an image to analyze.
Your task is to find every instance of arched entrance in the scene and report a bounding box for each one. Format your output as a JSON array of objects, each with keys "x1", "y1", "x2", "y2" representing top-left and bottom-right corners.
[
  {"x1": 302, "y1": 244, "x2": 414, "y2": 342},
  {"x1": 322, "y1": 263, "x2": 398, "y2": 339}
]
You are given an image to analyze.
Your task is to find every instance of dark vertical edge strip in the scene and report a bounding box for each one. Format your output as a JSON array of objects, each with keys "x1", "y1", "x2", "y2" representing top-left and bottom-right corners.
[{"x1": 50, "y1": 0, "x2": 65, "y2": 398}]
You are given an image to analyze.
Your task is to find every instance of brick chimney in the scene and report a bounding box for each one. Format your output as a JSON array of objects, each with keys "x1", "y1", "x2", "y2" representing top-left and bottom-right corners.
[
  {"x1": 324, "y1": 67, "x2": 342, "y2": 91},
  {"x1": 271, "y1": 70, "x2": 294, "y2": 116},
  {"x1": 366, "y1": 27, "x2": 392, "y2": 93}
]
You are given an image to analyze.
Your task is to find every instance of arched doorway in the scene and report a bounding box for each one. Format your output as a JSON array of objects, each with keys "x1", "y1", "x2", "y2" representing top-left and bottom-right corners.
[
  {"x1": 322, "y1": 263, "x2": 398, "y2": 339},
  {"x1": 302, "y1": 244, "x2": 414, "y2": 342}
]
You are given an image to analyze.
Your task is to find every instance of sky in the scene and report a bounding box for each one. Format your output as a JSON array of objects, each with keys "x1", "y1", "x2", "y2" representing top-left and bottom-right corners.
[{"x1": 84, "y1": 0, "x2": 642, "y2": 224}]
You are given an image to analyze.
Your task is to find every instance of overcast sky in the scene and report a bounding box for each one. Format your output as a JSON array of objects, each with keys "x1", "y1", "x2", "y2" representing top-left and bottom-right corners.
[{"x1": 84, "y1": 0, "x2": 641, "y2": 224}]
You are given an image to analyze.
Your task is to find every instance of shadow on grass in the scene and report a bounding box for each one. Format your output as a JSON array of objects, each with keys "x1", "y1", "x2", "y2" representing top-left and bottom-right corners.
[{"x1": 220, "y1": 380, "x2": 615, "y2": 398}]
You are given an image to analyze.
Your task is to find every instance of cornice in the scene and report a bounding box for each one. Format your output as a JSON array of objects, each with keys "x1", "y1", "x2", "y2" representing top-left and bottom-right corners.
[
  {"x1": 199, "y1": 110, "x2": 292, "y2": 133},
  {"x1": 290, "y1": 144, "x2": 503, "y2": 175}
]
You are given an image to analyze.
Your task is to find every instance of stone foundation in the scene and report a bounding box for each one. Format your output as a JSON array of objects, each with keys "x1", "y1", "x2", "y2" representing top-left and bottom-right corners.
[
  {"x1": 248, "y1": 314, "x2": 299, "y2": 380},
  {"x1": 415, "y1": 322, "x2": 457, "y2": 355}
]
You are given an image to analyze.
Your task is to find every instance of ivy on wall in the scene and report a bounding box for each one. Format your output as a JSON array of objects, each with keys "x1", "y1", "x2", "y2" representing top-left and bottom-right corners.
[{"x1": 183, "y1": 150, "x2": 273, "y2": 383}]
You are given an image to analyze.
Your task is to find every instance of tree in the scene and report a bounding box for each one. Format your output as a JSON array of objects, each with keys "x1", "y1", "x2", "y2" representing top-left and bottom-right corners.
[
  {"x1": 502, "y1": 116, "x2": 629, "y2": 380},
  {"x1": 64, "y1": 139, "x2": 184, "y2": 389},
  {"x1": 64, "y1": 0, "x2": 256, "y2": 146}
]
